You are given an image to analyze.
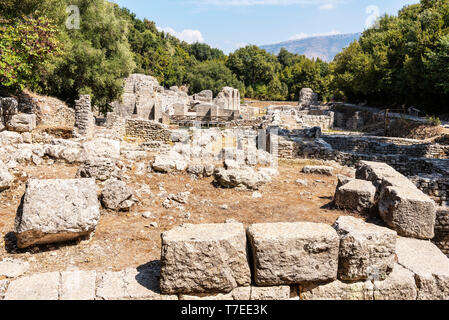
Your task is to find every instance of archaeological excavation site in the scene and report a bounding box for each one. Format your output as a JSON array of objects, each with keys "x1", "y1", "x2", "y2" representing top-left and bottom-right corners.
[
  {"x1": 0, "y1": 74, "x2": 448, "y2": 301},
  {"x1": 2, "y1": 0, "x2": 449, "y2": 307}
]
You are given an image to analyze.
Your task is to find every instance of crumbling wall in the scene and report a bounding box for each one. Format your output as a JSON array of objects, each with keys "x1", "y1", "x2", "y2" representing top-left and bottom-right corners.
[
  {"x1": 125, "y1": 119, "x2": 172, "y2": 143},
  {"x1": 73, "y1": 95, "x2": 95, "y2": 138}
]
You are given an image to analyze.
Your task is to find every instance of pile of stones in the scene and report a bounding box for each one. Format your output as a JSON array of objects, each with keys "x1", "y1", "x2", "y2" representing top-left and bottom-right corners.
[{"x1": 334, "y1": 161, "x2": 436, "y2": 240}]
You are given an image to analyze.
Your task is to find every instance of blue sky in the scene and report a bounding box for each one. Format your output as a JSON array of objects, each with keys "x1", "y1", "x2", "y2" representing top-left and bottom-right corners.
[{"x1": 112, "y1": 0, "x2": 420, "y2": 53}]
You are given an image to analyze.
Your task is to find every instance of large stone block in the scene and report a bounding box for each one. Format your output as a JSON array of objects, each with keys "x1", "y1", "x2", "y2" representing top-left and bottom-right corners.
[
  {"x1": 76, "y1": 157, "x2": 120, "y2": 182},
  {"x1": 101, "y1": 179, "x2": 135, "y2": 211},
  {"x1": 247, "y1": 222, "x2": 339, "y2": 286},
  {"x1": 373, "y1": 264, "x2": 417, "y2": 300},
  {"x1": 4, "y1": 272, "x2": 60, "y2": 300},
  {"x1": 82, "y1": 138, "x2": 120, "y2": 160},
  {"x1": 0, "y1": 160, "x2": 14, "y2": 192},
  {"x1": 302, "y1": 165, "x2": 334, "y2": 176},
  {"x1": 356, "y1": 160, "x2": 415, "y2": 191},
  {"x1": 333, "y1": 216, "x2": 397, "y2": 281},
  {"x1": 160, "y1": 223, "x2": 251, "y2": 295},
  {"x1": 250, "y1": 286, "x2": 291, "y2": 300},
  {"x1": 14, "y1": 179, "x2": 100, "y2": 248},
  {"x1": 299, "y1": 280, "x2": 374, "y2": 300},
  {"x1": 0, "y1": 131, "x2": 23, "y2": 145},
  {"x1": 6, "y1": 114, "x2": 36, "y2": 133},
  {"x1": 334, "y1": 179, "x2": 376, "y2": 212},
  {"x1": 60, "y1": 270, "x2": 96, "y2": 300},
  {"x1": 396, "y1": 237, "x2": 449, "y2": 300},
  {"x1": 379, "y1": 186, "x2": 436, "y2": 239}
]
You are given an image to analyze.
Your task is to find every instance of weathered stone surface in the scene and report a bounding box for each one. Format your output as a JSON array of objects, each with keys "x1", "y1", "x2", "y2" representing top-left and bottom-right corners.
[
  {"x1": 60, "y1": 270, "x2": 96, "y2": 300},
  {"x1": 180, "y1": 287, "x2": 251, "y2": 300},
  {"x1": 379, "y1": 186, "x2": 436, "y2": 239},
  {"x1": 213, "y1": 167, "x2": 272, "y2": 190},
  {"x1": 1, "y1": 97, "x2": 18, "y2": 116},
  {"x1": 6, "y1": 114, "x2": 36, "y2": 133},
  {"x1": 76, "y1": 157, "x2": 120, "y2": 181},
  {"x1": 335, "y1": 179, "x2": 376, "y2": 212},
  {"x1": 0, "y1": 280, "x2": 8, "y2": 299},
  {"x1": 160, "y1": 223, "x2": 251, "y2": 295},
  {"x1": 0, "y1": 160, "x2": 14, "y2": 192},
  {"x1": 333, "y1": 216, "x2": 396, "y2": 281},
  {"x1": 336, "y1": 174, "x2": 354, "y2": 190},
  {"x1": 0, "y1": 131, "x2": 23, "y2": 145},
  {"x1": 152, "y1": 151, "x2": 187, "y2": 173},
  {"x1": 96, "y1": 268, "x2": 178, "y2": 300},
  {"x1": 302, "y1": 165, "x2": 334, "y2": 176},
  {"x1": 299, "y1": 88, "x2": 318, "y2": 107},
  {"x1": 101, "y1": 179, "x2": 135, "y2": 211},
  {"x1": 96, "y1": 270, "x2": 127, "y2": 300},
  {"x1": 123, "y1": 267, "x2": 178, "y2": 300},
  {"x1": 15, "y1": 179, "x2": 100, "y2": 248},
  {"x1": 250, "y1": 286, "x2": 291, "y2": 300},
  {"x1": 356, "y1": 160, "x2": 415, "y2": 191},
  {"x1": 396, "y1": 237, "x2": 449, "y2": 300},
  {"x1": 373, "y1": 264, "x2": 417, "y2": 300},
  {"x1": 4, "y1": 272, "x2": 60, "y2": 300},
  {"x1": 300, "y1": 280, "x2": 374, "y2": 300},
  {"x1": 0, "y1": 259, "x2": 29, "y2": 278},
  {"x1": 82, "y1": 138, "x2": 120, "y2": 160},
  {"x1": 247, "y1": 222, "x2": 339, "y2": 286}
]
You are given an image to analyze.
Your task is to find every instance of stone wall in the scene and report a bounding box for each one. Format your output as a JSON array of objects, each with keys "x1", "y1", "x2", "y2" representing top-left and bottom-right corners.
[
  {"x1": 434, "y1": 207, "x2": 449, "y2": 256},
  {"x1": 322, "y1": 135, "x2": 449, "y2": 159},
  {"x1": 296, "y1": 111, "x2": 334, "y2": 130},
  {"x1": 125, "y1": 119, "x2": 172, "y2": 143},
  {"x1": 157, "y1": 220, "x2": 449, "y2": 300},
  {"x1": 274, "y1": 132, "x2": 449, "y2": 206},
  {"x1": 73, "y1": 95, "x2": 95, "y2": 138}
]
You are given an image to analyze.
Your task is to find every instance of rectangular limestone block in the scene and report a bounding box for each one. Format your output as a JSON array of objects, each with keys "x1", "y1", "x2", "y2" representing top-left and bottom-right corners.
[
  {"x1": 6, "y1": 114, "x2": 36, "y2": 133},
  {"x1": 14, "y1": 179, "x2": 100, "y2": 248},
  {"x1": 4, "y1": 272, "x2": 60, "y2": 300},
  {"x1": 247, "y1": 222, "x2": 339, "y2": 286},
  {"x1": 334, "y1": 180, "x2": 376, "y2": 212},
  {"x1": 250, "y1": 286, "x2": 291, "y2": 300},
  {"x1": 160, "y1": 223, "x2": 251, "y2": 295},
  {"x1": 61, "y1": 270, "x2": 96, "y2": 300},
  {"x1": 356, "y1": 161, "x2": 401, "y2": 187},
  {"x1": 396, "y1": 237, "x2": 449, "y2": 300},
  {"x1": 96, "y1": 268, "x2": 178, "y2": 300},
  {"x1": 373, "y1": 264, "x2": 417, "y2": 300},
  {"x1": 299, "y1": 280, "x2": 374, "y2": 300},
  {"x1": 334, "y1": 216, "x2": 397, "y2": 281},
  {"x1": 379, "y1": 186, "x2": 436, "y2": 239},
  {"x1": 180, "y1": 287, "x2": 251, "y2": 300}
]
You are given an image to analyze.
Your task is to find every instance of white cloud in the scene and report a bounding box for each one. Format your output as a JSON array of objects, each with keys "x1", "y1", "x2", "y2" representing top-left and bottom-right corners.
[
  {"x1": 289, "y1": 29, "x2": 341, "y2": 40},
  {"x1": 195, "y1": 0, "x2": 341, "y2": 7},
  {"x1": 157, "y1": 26, "x2": 205, "y2": 44}
]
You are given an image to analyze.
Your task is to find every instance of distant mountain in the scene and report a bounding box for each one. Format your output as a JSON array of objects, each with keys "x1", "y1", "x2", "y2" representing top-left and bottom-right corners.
[{"x1": 260, "y1": 33, "x2": 361, "y2": 62}]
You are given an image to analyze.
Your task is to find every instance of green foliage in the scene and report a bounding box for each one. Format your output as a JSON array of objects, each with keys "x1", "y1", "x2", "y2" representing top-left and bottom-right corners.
[
  {"x1": 332, "y1": 0, "x2": 449, "y2": 113},
  {"x1": 426, "y1": 115, "x2": 441, "y2": 126},
  {"x1": 186, "y1": 60, "x2": 245, "y2": 97},
  {"x1": 41, "y1": 0, "x2": 136, "y2": 113},
  {"x1": 0, "y1": 15, "x2": 61, "y2": 91}
]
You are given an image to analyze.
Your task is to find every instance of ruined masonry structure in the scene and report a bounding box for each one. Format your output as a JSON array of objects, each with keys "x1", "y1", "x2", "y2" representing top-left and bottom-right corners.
[{"x1": 73, "y1": 95, "x2": 95, "y2": 138}]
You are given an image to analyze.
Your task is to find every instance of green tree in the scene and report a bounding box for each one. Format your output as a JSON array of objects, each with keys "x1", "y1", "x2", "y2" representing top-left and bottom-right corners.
[
  {"x1": 0, "y1": 15, "x2": 61, "y2": 91},
  {"x1": 41, "y1": 0, "x2": 136, "y2": 113},
  {"x1": 186, "y1": 60, "x2": 245, "y2": 97}
]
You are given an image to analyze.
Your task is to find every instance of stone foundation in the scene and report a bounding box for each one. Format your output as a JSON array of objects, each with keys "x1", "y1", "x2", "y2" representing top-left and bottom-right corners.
[{"x1": 125, "y1": 119, "x2": 172, "y2": 143}]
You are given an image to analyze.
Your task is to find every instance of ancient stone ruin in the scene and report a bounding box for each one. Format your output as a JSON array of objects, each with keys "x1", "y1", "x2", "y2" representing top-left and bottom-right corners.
[{"x1": 0, "y1": 83, "x2": 448, "y2": 301}]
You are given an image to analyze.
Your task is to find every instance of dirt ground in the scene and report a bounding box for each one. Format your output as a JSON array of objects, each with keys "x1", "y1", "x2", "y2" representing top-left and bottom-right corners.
[{"x1": 0, "y1": 159, "x2": 361, "y2": 276}]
